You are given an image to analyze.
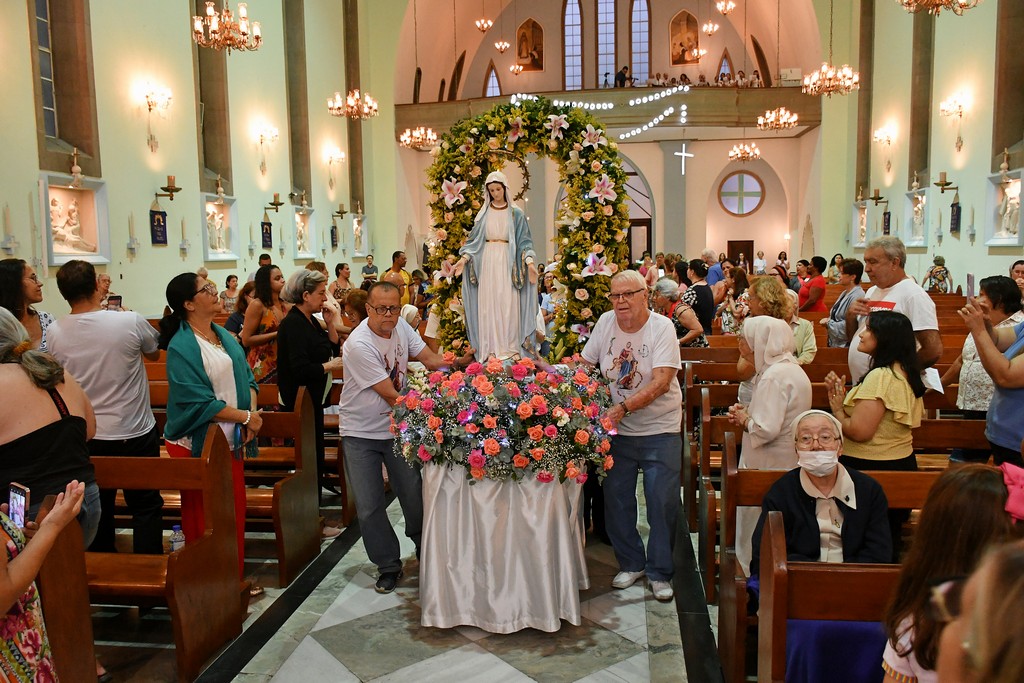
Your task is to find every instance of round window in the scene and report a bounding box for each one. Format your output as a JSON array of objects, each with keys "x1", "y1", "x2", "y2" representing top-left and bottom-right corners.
[{"x1": 718, "y1": 171, "x2": 765, "y2": 217}]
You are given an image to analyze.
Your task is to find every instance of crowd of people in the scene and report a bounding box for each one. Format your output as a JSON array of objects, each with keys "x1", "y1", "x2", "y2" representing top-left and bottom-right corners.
[
  {"x1": 611, "y1": 64, "x2": 765, "y2": 89},
  {"x1": 3, "y1": 229, "x2": 1024, "y2": 679}
]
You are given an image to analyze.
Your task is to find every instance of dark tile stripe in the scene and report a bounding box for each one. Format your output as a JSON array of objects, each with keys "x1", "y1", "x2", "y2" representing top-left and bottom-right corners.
[{"x1": 673, "y1": 509, "x2": 725, "y2": 682}]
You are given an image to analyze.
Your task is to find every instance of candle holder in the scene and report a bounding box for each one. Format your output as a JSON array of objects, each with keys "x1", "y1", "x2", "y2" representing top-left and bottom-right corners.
[
  {"x1": 332, "y1": 203, "x2": 347, "y2": 220},
  {"x1": 265, "y1": 193, "x2": 285, "y2": 212},
  {"x1": 933, "y1": 173, "x2": 958, "y2": 194},
  {"x1": 156, "y1": 175, "x2": 182, "y2": 201},
  {"x1": 126, "y1": 235, "x2": 140, "y2": 256},
  {"x1": 1, "y1": 234, "x2": 20, "y2": 256},
  {"x1": 868, "y1": 188, "x2": 887, "y2": 206},
  {"x1": 179, "y1": 239, "x2": 191, "y2": 258}
]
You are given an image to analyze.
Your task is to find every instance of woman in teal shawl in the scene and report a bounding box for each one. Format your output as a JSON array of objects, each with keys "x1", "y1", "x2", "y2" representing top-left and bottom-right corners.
[
  {"x1": 457, "y1": 170, "x2": 539, "y2": 360},
  {"x1": 158, "y1": 272, "x2": 260, "y2": 585}
]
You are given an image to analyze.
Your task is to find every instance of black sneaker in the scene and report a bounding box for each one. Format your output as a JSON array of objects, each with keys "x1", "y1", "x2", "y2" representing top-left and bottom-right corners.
[{"x1": 375, "y1": 570, "x2": 403, "y2": 594}]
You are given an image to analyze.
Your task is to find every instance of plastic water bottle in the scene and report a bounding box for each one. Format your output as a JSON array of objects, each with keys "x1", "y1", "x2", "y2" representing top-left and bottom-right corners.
[{"x1": 169, "y1": 525, "x2": 185, "y2": 553}]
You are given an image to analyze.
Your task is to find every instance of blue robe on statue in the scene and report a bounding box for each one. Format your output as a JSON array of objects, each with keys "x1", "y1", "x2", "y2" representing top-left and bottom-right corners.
[{"x1": 460, "y1": 201, "x2": 538, "y2": 359}]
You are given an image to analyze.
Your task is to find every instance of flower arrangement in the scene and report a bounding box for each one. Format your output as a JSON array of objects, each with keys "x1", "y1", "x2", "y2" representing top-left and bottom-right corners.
[
  {"x1": 424, "y1": 96, "x2": 631, "y2": 360},
  {"x1": 392, "y1": 356, "x2": 615, "y2": 484}
]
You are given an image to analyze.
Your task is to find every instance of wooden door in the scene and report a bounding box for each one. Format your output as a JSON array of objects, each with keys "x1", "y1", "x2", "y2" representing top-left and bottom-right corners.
[{"x1": 727, "y1": 240, "x2": 754, "y2": 269}]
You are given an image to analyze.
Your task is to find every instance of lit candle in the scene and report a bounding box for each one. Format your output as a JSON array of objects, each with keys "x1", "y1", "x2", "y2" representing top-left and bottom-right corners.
[
  {"x1": 181, "y1": 217, "x2": 186, "y2": 241},
  {"x1": 167, "y1": 175, "x2": 175, "y2": 188},
  {"x1": 939, "y1": 171, "x2": 947, "y2": 184},
  {"x1": 193, "y1": 16, "x2": 203, "y2": 34},
  {"x1": 253, "y1": 22, "x2": 261, "y2": 39}
]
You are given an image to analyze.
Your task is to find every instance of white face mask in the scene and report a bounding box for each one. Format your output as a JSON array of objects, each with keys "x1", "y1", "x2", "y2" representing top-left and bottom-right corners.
[{"x1": 797, "y1": 450, "x2": 839, "y2": 478}]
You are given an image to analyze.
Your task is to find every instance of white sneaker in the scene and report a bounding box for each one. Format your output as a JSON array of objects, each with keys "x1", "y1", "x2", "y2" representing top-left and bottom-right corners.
[
  {"x1": 651, "y1": 580, "x2": 674, "y2": 601},
  {"x1": 612, "y1": 570, "x2": 645, "y2": 589}
]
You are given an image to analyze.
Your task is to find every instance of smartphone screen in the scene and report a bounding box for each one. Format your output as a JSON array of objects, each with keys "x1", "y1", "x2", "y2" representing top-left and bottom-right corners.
[{"x1": 8, "y1": 483, "x2": 29, "y2": 529}]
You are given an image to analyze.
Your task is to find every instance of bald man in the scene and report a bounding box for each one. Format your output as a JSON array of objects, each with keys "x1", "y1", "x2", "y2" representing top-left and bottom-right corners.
[{"x1": 382, "y1": 271, "x2": 408, "y2": 304}]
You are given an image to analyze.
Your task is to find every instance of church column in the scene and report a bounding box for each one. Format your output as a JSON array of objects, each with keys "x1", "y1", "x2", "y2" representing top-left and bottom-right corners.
[
  {"x1": 344, "y1": 0, "x2": 365, "y2": 212},
  {"x1": 854, "y1": 0, "x2": 875, "y2": 195},
  {"x1": 659, "y1": 140, "x2": 691, "y2": 255},
  {"x1": 907, "y1": 13, "x2": 934, "y2": 185}
]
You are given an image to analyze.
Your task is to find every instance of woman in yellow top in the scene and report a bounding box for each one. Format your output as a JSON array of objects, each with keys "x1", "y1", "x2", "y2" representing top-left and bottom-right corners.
[{"x1": 824, "y1": 310, "x2": 924, "y2": 561}]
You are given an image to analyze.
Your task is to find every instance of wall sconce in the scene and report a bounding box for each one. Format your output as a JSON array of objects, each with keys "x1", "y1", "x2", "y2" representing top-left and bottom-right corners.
[
  {"x1": 872, "y1": 126, "x2": 894, "y2": 172},
  {"x1": 325, "y1": 148, "x2": 346, "y2": 189},
  {"x1": 933, "y1": 171, "x2": 958, "y2": 194},
  {"x1": 332, "y1": 203, "x2": 347, "y2": 220},
  {"x1": 939, "y1": 92, "x2": 967, "y2": 152},
  {"x1": 68, "y1": 147, "x2": 84, "y2": 189},
  {"x1": 265, "y1": 192, "x2": 284, "y2": 212},
  {"x1": 257, "y1": 126, "x2": 279, "y2": 175},
  {"x1": 155, "y1": 175, "x2": 181, "y2": 201},
  {"x1": 868, "y1": 188, "x2": 887, "y2": 206},
  {"x1": 143, "y1": 84, "x2": 173, "y2": 153}
]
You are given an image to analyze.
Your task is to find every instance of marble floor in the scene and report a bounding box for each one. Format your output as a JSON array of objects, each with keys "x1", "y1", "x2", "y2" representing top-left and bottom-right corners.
[{"x1": 93, "y1": 485, "x2": 722, "y2": 682}]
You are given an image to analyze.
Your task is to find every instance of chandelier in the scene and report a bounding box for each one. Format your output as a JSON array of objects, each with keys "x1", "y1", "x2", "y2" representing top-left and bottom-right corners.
[
  {"x1": 717, "y1": 1, "x2": 736, "y2": 15},
  {"x1": 757, "y1": 107, "x2": 798, "y2": 131},
  {"x1": 691, "y1": 47, "x2": 708, "y2": 60},
  {"x1": 802, "y1": 0, "x2": 860, "y2": 97},
  {"x1": 399, "y1": 127, "x2": 438, "y2": 151},
  {"x1": 192, "y1": 2, "x2": 262, "y2": 53},
  {"x1": 509, "y1": 64, "x2": 524, "y2": 76},
  {"x1": 729, "y1": 142, "x2": 761, "y2": 162},
  {"x1": 895, "y1": 0, "x2": 981, "y2": 15},
  {"x1": 327, "y1": 90, "x2": 379, "y2": 119},
  {"x1": 475, "y1": 17, "x2": 493, "y2": 31},
  {"x1": 495, "y1": 40, "x2": 510, "y2": 53},
  {"x1": 702, "y1": 21, "x2": 719, "y2": 36}
]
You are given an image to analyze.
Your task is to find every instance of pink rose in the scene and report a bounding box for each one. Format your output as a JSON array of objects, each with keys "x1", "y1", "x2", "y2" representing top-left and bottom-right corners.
[
  {"x1": 581, "y1": 211, "x2": 595, "y2": 221},
  {"x1": 444, "y1": 212, "x2": 455, "y2": 222},
  {"x1": 468, "y1": 451, "x2": 486, "y2": 468},
  {"x1": 511, "y1": 364, "x2": 529, "y2": 380},
  {"x1": 587, "y1": 403, "x2": 600, "y2": 418},
  {"x1": 602, "y1": 204, "x2": 614, "y2": 216},
  {"x1": 575, "y1": 473, "x2": 588, "y2": 484},
  {"x1": 591, "y1": 160, "x2": 602, "y2": 172},
  {"x1": 592, "y1": 244, "x2": 604, "y2": 254},
  {"x1": 417, "y1": 445, "x2": 432, "y2": 462},
  {"x1": 420, "y1": 398, "x2": 435, "y2": 412},
  {"x1": 575, "y1": 288, "x2": 590, "y2": 301},
  {"x1": 544, "y1": 424, "x2": 558, "y2": 438},
  {"x1": 399, "y1": 421, "x2": 409, "y2": 433},
  {"x1": 435, "y1": 229, "x2": 447, "y2": 241},
  {"x1": 465, "y1": 362, "x2": 484, "y2": 375},
  {"x1": 536, "y1": 470, "x2": 555, "y2": 483},
  {"x1": 457, "y1": 410, "x2": 471, "y2": 424},
  {"x1": 581, "y1": 308, "x2": 593, "y2": 319},
  {"x1": 428, "y1": 372, "x2": 444, "y2": 385},
  {"x1": 507, "y1": 384, "x2": 522, "y2": 398}
]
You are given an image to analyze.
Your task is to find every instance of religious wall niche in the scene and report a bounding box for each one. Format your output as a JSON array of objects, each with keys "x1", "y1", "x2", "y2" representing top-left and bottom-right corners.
[
  {"x1": 669, "y1": 11, "x2": 700, "y2": 67},
  {"x1": 516, "y1": 19, "x2": 544, "y2": 72},
  {"x1": 41, "y1": 173, "x2": 110, "y2": 266},
  {"x1": 985, "y1": 171, "x2": 1023, "y2": 247},
  {"x1": 352, "y1": 210, "x2": 369, "y2": 257},
  {"x1": 200, "y1": 193, "x2": 239, "y2": 261},
  {"x1": 903, "y1": 185, "x2": 929, "y2": 248},
  {"x1": 292, "y1": 207, "x2": 316, "y2": 260},
  {"x1": 851, "y1": 198, "x2": 868, "y2": 249}
]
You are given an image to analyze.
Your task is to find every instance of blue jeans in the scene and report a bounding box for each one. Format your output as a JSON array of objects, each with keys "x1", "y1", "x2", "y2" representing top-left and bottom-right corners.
[
  {"x1": 28, "y1": 480, "x2": 100, "y2": 549},
  {"x1": 603, "y1": 432, "x2": 682, "y2": 582},
  {"x1": 342, "y1": 436, "x2": 423, "y2": 574}
]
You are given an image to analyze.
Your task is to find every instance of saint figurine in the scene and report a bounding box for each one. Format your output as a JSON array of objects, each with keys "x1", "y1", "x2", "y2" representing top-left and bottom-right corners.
[
  {"x1": 296, "y1": 215, "x2": 308, "y2": 253},
  {"x1": 999, "y1": 182, "x2": 1021, "y2": 237},
  {"x1": 912, "y1": 195, "x2": 926, "y2": 240},
  {"x1": 457, "y1": 170, "x2": 538, "y2": 360}
]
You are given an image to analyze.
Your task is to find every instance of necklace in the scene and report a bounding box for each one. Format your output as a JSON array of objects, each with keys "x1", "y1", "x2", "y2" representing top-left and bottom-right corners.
[{"x1": 189, "y1": 323, "x2": 223, "y2": 348}]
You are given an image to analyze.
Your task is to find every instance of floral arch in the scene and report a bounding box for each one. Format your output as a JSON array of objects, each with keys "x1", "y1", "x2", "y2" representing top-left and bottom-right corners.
[{"x1": 425, "y1": 96, "x2": 631, "y2": 360}]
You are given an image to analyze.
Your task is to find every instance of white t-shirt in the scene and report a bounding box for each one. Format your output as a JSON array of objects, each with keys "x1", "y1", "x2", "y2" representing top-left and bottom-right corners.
[
  {"x1": 48, "y1": 310, "x2": 159, "y2": 440},
  {"x1": 847, "y1": 278, "x2": 938, "y2": 382},
  {"x1": 165, "y1": 335, "x2": 239, "y2": 450},
  {"x1": 581, "y1": 311, "x2": 681, "y2": 437},
  {"x1": 340, "y1": 318, "x2": 425, "y2": 439}
]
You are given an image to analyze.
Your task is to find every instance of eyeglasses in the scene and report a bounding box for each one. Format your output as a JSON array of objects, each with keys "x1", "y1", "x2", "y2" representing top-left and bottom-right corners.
[
  {"x1": 369, "y1": 305, "x2": 401, "y2": 316},
  {"x1": 195, "y1": 283, "x2": 218, "y2": 297},
  {"x1": 607, "y1": 288, "x2": 645, "y2": 302},
  {"x1": 23, "y1": 274, "x2": 41, "y2": 284},
  {"x1": 929, "y1": 577, "x2": 967, "y2": 622},
  {"x1": 796, "y1": 433, "x2": 838, "y2": 447}
]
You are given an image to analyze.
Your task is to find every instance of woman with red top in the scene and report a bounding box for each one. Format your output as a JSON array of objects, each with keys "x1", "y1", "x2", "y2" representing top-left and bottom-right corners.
[{"x1": 799, "y1": 256, "x2": 828, "y2": 312}]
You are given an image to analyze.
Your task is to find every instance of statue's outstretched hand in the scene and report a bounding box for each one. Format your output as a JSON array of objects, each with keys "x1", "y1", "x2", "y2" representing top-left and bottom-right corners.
[{"x1": 528, "y1": 262, "x2": 539, "y2": 284}]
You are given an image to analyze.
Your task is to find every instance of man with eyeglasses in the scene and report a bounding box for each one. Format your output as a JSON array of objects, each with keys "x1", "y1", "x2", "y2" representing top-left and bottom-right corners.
[
  {"x1": 576, "y1": 270, "x2": 682, "y2": 601},
  {"x1": 339, "y1": 281, "x2": 472, "y2": 594}
]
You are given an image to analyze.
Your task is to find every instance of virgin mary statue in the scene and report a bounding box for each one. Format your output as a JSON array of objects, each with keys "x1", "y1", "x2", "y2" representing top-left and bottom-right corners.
[{"x1": 459, "y1": 171, "x2": 539, "y2": 359}]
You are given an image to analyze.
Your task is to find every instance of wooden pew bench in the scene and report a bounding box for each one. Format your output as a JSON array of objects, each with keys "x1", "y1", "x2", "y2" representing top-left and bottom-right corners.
[{"x1": 86, "y1": 427, "x2": 243, "y2": 683}]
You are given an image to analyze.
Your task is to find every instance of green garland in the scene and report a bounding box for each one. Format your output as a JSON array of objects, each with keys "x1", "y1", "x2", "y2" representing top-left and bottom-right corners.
[{"x1": 425, "y1": 96, "x2": 631, "y2": 361}]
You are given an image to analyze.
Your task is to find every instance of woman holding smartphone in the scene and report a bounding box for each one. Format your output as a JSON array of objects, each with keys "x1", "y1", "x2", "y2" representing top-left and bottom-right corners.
[
  {"x1": 277, "y1": 270, "x2": 343, "y2": 525},
  {"x1": 159, "y1": 272, "x2": 261, "y2": 593}
]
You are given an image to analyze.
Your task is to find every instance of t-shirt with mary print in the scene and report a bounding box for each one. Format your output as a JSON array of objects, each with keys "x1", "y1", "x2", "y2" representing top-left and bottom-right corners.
[{"x1": 582, "y1": 310, "x2": 681, "y2": 437}]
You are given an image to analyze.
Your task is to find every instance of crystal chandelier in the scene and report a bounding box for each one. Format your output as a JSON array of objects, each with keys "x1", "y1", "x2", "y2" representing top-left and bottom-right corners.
[
  {"x1": 757, "y1": 107, "x2": 798, "y2": 131},
  {"x1": 716, "y1": 1, "x2": 736, "y2": 15},
  {"x1": 327, "y1": 90, "x2": 379, "y2": 119},
  {"x1": 475, "y1": 0, "x2": 492, "y2": 31},
  {"x1": 192, "y1": 2, "x2": 262, "y2": 53},
  {"x1": 702, "y1": 21, "x2": 719, "y2": 36},
  {"x1": 895, "y1": 0, "x2": 981, "y2": 15},
  {"x1": 729, "y1": 142, "x2": 761, "y2": 162},
  {"x1": 399, "y1": 127, "x2": 438, "y2": 150},
  {"x1": 509, "y1": 64, "x2": 524, "y2": 76},
  {"x1": 802, "y1": 0, "x2": 860, "y2": 97},
  {"x1": 691, "y1": 47, "x2": 708, "y2": 60},
  {"x1": 495, "y1": 40, "x2": 510, "y2": 53}
]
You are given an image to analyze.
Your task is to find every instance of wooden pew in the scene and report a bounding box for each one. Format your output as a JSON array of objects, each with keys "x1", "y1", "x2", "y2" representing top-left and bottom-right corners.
[
  {"x1": 757, "y1": 510, "x2": 900, "y2": 683},
  {"x1": 86, "y1": 427, "x2": 243, "y2": 683},
  {"x1": 35, "y1": 497, "x2": 96, "y2": 682}
]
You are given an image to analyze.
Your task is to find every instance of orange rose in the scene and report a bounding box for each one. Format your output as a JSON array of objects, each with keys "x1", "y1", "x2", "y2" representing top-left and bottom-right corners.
[
  {"x1": 599, "y1": 439, "x2": 612, "y2": 453},
  {"x1": 574, "y1": 370, "x2": 590, "y2": 385},
  {"x1": 513, "y1": 454, "x2": 530, "y2": 468},
  {"x1": 406, "y1": 395, "x2": 420, "y2": 410},
  {"x1": 443, "y1": 351, "x2": 456, "y2": 364},
  {"x1": 600, "y1": 417, "x2": 614, "y2": 432},
  {"x1": 535, "y1": 371, "x2": 548, "y2": 383},
  {"x1": 483, "y1": 438, "x2": 501, "y2": 456},
  {"x1": 476, "y1": 380, "x2": 495, "y2": 396},
  {"x1": 603, "y1": 455, "x2": 614, "y2": 470},
  {"x1": 565, "y1": 462, "x2": 580, "y2": 479},
  {"x1": 516, "y1": 402, "x2": 534, "y2": 419},
  {"x1": 527, "y1": 425, "x2": 544, "y2": 441},
  {"x1": 427, "y1": 415, "x2": 442, "y2": 430},
  {"x1": 486, "y1": 357, "x2": 504, "y2": 374},
  {"x1": 574, "y1": 429, "x2": 590, "y2": 445},
  {"x1": 483, "y1": 415, "x2": 498, "y2": 429},
  {"x1": 471, "y1": 374, "x2": 488, "y2": 390},
  {"x1": 571, "y1": 397, "x2": 584, "y2": 411},
  {"x1": 471, "y1": 467, "x2": 486, "y2": 480},
  {"x1": 530, "y1": 447, "x2": 546, "y2": 461},
  {"x1": 434, "y1": 429, "x2": 444, "y2": 443},
  {"x1": 529, "y1": 395, "x2": 547, "y2": 410},
  {"x1": 518, "y1": 357, "x2": 536, "y2": 370},
  {"x1": 465, "y1": 423, "x2": 479, "y2": 434}
]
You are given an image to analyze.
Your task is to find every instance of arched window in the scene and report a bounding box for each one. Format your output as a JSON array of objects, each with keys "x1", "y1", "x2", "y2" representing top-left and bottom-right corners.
[
  {"x1": 563, "y1": 0, "x2": 583, "y2": 90},
  {"x1": 717, "y1": 49, "x2": 734, "y2": 80},
  {"x1": 630, "y1": 0, "x2": 650, "y2": 86},
  {"x1": 596, "y1": 0, "x2": 615, "y2": 88},
  {"x1": 448, "y1": 52, "x2": 466, "y2": 101},
  {"x1": 484, "y1": 63, "x2": 501, "y2": 97}
]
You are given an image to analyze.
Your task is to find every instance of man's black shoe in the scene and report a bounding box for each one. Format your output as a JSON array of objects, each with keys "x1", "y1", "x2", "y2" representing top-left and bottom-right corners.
[{"x1": 375, "y1": 570, "x2": 403, "y2": 594}]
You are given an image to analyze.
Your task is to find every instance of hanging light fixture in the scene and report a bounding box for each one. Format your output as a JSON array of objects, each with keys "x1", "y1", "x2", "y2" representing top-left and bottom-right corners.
[
  {"x1": 398, "y1": 0, "x2": 434, "y2": 148},
  {"x1": 757, "y1": 0, "x2": 798, "y2": 131},
  {"x1": 802, "y1": 0, "x2": 860, "y2": 97},
  {"x1": 494, "y1": 0, "x2": 509, "y2": 52},
  {"x1": 702, "y1": 20, "x2": 719, "y2": 36},
  {"x1": 895, "y1": 0, "x2": 981, "y2": 15},
  {"x1": 691, "y1": 47, "x2": 708, "y2": 60},
  {"x1": 731, "y1": 0, "x2": 759, "y2": 162},
  {"x1": 327, "y1": 90, "x2": 379, "y2": 119},
  {"x1": 192, "y1": 2, "x2": 262, "y2": 53},
  {"x1": 716, "y1": 1, "x2": 736, "y2": 15},
  {"x1": 495, "y1": 39, "x2": 510, "y2": 53},
  {"x1": 509, "y1": 64, "x2": 524, "y2": 76}
]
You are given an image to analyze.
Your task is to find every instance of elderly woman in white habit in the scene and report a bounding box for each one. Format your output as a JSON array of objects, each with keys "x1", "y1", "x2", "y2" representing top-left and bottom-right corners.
[
  {"x1": 725, "y1": 315, "x2": 812, "y2": 575},
  {"x1": 457, "y1": 171, "x2": 539, "y2": 360}
]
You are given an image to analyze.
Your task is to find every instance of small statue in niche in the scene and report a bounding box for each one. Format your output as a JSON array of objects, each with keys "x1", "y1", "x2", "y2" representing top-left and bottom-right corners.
[
  {"x1": 998, "y1": 181, "x2": 1020, "y2": 237},
  {"x1": 50, "y1": 197, "x2": 67, "y2": 239},
  {"x1": 206, "y1": 206, "x2": 227, "y2": 252},
  {"x1": 52, "y1": 197, "x2": 95, "y2": 252},
  {"x1": 353, "y1": 215, "x2": 364, "y2": 254},
  {"x1": 296, "y1": 214, "x2": 308, "y2": 253},
  {"x1": 912, "y1": 194, "x2": 926, "y2": 240},
  {"x1": 858, "y1": 207, "x2": 867, "y2": 243}
]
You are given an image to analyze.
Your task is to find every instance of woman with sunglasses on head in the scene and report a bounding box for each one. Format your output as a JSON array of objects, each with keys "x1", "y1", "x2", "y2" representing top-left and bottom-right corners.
[
  {"x1": 882, "y1": 465, "x2": 1015, "y2": 683},
  {"x1": 241, "y1": 263, "x2": 290, "y2": 383},
  {"x1": 159, "y1": 273, "x2": 261, "y2": 595}
]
